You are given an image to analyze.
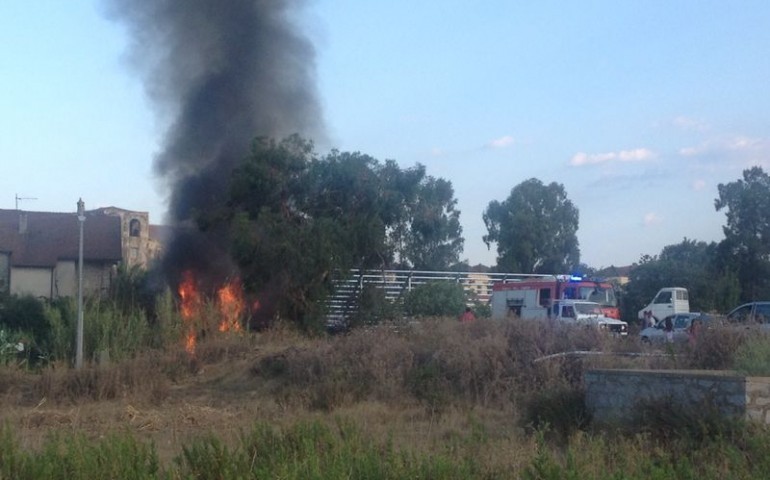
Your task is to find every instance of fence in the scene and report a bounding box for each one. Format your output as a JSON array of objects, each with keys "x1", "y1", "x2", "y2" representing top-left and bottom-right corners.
[{"x1": 326, "y1": 269, "x2": 548, "y2": 325}]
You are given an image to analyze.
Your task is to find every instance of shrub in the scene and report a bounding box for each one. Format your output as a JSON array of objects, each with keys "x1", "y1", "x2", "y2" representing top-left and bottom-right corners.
[
  {"x1": 520, "y1": 387, "x2": 591, "y2": 442},
  {"x1": 349, "y1": 284, "x2": 402, "y2": 327},
  {"x1": 404, "y1": 282, "x2": 467, "y2": 318},
  {"x1": 688, "y1": 327, "x2": 749, "y2": 370},
  {"x1": 629, "y1": 397, "x2": 745, "y2": 446},
  {"x1": 406, "y1": 357, "x2": 451, "y2": 413},
  {"x1": 733, "y1": 335, "x2": 770, "y2": 375},
  {"x1": 0, "y1": 295, "x2": 49, "y2": 352}
]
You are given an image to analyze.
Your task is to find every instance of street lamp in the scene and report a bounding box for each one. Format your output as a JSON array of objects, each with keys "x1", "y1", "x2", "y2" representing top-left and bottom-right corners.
[{"x1": 76, "y1": 198, "x2": 85, "y2": 369}]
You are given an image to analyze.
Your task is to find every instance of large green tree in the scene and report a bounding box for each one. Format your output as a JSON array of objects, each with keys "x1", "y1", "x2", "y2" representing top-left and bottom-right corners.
[
  {"x1": 482, "y1": 178, "x2": 580, "y2": 273},
  {"x1": 397, "y1": 177, "x2": 464, "y2": 270},
  {"x1": 218, "y1": 135, "x2": 464, "y2": 329},
  {"x1": 621, "y1": 239, "x2": 739, "y2": 321},
  {"x1": 715, "y1": 166, "x2": 770, "y2": 301}
]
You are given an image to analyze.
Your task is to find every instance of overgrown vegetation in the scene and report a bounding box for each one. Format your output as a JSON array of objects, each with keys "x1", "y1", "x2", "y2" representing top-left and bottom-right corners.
[{"x1": 4, "y1": 279, "x2": 770, "y2": 477}]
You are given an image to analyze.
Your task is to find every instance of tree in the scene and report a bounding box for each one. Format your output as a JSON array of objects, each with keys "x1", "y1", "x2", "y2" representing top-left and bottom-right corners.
[
  {"x1": 715, "y1": 166, "x2": 770, "y2": 301},
  {"x1": 227, "y1": 135, "x2": 322, "y2": 329},
  {"x1": 483, "y1": 178, "x2": 579, "y2": 273},
  {"x1": 621, "y1": 239, "x2": 739, "y2": 321},
  {"x1": 219, "y1": 136, "x2": 466, "y2": 329},
  {"x1": 398, "y1": 177, "x2": 464, "y2": 270}
]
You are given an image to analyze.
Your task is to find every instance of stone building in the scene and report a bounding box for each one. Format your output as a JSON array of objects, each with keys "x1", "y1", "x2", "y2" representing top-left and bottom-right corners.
[{"x1": 93, "y1": 207, "x2": 162, "y2": 269}]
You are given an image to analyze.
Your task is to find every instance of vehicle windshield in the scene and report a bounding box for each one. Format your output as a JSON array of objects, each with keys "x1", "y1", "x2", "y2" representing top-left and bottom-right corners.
[
  {"x1": 574, "y1": 303, "x2": 603, "y2": 315},
  {"x1": 578, "y1": 286, "x2": 617, "y2": 307},
  {"x1": 673, "y1": 316, "x2": 691, "y2": 329}
]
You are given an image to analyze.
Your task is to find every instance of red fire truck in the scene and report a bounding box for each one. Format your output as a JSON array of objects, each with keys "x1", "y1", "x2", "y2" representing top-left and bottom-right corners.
[{"x1": 490, "y1": 275, "x2": 620, "y2": 320}]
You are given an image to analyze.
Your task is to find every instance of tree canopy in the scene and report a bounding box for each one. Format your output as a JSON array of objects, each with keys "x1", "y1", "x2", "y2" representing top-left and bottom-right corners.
[
  {"x1": 715, "y1": 166, "x2": 770, "y2": 301},
  {"x1": 212, "y1": 135, "x2": 465, "y2": 328},
  {"x1": 397, "y1": 177, "x2": 464, "y2": 270},
  {"x1": 620, "y1": 238, "x2": 739, "y2": 320},
  {"x1": 483, "y1": 178, "x2": 580, "y2": 273}
]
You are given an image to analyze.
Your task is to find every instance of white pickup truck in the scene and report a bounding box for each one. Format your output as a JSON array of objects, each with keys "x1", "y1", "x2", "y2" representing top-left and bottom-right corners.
[
  {"x1": 552, "y1": 300, "x2": 628, "y2": 336},
  {"x1": 637, "y1": 287, "x2": 690, "y2": 323}
]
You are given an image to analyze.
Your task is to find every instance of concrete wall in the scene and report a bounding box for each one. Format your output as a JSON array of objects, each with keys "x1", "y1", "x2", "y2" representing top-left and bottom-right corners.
[
  {"x1": 0, "y1": 253, "x2": 8, "y2": 294},
  {"x1": 83, "y1": 262, "x2": 115, "y2": 297},
  {"x1": 585, "y1": 369, "x2": 770, "y2": 425},
  {"x1": 10, "y1": 267, "x2": 52, "y2": 298},
  {"x1": 13, "y1": 261, "x2": 114, "y2": 300},
  {"x1": 54, "y1": 260, "x2": 76, "y2": 297}
]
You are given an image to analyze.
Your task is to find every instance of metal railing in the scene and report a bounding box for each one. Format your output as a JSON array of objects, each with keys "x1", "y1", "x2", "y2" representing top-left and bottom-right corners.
[{"x1": 327, "y1": 269, "x2": 550, "y2": 325}]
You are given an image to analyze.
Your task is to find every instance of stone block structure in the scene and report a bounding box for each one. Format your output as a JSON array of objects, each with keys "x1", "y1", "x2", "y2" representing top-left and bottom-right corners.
[{"x1": 585, "y1": 369, "x2": 770, "y2": 425}]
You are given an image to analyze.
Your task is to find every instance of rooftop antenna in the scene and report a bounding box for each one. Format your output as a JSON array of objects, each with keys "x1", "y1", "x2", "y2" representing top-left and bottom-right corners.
[{"x1": 15, "y1": 193, "x2": 37, "y2": 210}]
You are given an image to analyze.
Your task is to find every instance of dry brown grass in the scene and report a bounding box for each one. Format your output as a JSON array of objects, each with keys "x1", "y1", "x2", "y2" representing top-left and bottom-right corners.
[{"x1": 1, "y1": 315, "x2": 738, "y2": 468}]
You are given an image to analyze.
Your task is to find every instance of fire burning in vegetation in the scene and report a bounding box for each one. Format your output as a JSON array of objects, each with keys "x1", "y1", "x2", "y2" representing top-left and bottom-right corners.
[
  {"x1": 178, "y1": 271, "x2": 201, "y2": 355},
  {"x1": 217, "y1": 280, "x2": 244, "y2": 333},
  {"x1": 177, "y1": 270, "x2": 250, "y2": 355}
]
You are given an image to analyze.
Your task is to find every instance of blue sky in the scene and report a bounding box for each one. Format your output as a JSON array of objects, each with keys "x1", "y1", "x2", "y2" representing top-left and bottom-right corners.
[{"x1": 2, "y1": 1, "x2": 770, "y2": 268}]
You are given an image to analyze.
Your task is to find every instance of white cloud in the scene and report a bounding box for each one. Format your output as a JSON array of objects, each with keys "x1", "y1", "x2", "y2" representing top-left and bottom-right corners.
[
  {"x1": 643, "y1": 212, "x2": 663, "y2": 227},
  {"x1": 487, "y1": 135, "x2": 515, "y2": 148},
  {"x1": 678, "y1": 135, "x2": 768, "y2": 160},
  {"x1": 672, "y1": 116, "x2": 710, "y2": 132},
  {"x1": 692, "y1": 179, "x2": 707, "y2": 191},
  {"x1": 679, "y1": 146, "x2": 699, "y2": 157},
  {"x1": 569, "y1": 148, "x2": 656, "y2": 166}
]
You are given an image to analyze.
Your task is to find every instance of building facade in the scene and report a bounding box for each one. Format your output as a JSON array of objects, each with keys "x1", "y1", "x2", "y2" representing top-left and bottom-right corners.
[{"x1": 0, "y1": 207, "x2": 163, "y2": 299}]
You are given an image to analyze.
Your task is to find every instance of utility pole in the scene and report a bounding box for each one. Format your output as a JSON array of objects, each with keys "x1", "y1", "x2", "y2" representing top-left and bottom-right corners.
[{"x1": 76, "y1": 198, "x2": 86, "y2": 369}]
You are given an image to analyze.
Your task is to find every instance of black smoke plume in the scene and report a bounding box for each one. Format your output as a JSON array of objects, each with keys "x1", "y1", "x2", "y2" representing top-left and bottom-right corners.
[{"x1": 105, "y1": 0, "x2": 325, "y2": 293}]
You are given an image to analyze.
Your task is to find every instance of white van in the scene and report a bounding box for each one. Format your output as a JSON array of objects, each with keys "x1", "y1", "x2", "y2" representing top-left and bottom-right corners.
[{"x1": 637, "y1": 287, "x2": 690, "y2": 323}]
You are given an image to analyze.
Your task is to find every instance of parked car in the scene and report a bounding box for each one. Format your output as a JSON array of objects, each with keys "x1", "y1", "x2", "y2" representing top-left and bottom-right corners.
[
  {"x1": 726, "y1": 302, "x2": 770, "y2": 325},
  {"x1": 639, "y1": 312, "x2": 708, "y2": 344}
]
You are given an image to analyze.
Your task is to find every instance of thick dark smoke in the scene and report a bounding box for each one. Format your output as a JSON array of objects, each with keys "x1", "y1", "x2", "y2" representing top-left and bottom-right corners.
[{"x1": 105, "y1": 0, "x2": 325, "y2": 292}]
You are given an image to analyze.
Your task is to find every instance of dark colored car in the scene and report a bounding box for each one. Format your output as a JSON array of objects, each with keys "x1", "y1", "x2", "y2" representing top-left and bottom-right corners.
[{"x1": 726, "y1": 302, "x2": 770, "y2": 325}]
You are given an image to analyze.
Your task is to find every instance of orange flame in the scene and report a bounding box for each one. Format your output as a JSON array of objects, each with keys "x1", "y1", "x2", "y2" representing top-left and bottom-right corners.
[
  {"x1": 217, "y1": 280, "x2": 244, "y2": 332},
  {"x1": 178, "y1": 270, "x2": 201, "y2": 355},
  {"x1": 177, "y1": 272, "x2": 253, "y2": 353}
]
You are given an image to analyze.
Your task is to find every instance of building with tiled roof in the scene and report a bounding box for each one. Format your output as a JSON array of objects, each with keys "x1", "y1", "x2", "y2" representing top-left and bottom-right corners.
[{"x1": 0, "y1": 206, "x2": 159, "y2": 299}]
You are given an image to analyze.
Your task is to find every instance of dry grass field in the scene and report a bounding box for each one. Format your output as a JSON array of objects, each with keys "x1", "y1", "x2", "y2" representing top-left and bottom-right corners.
[{"x1": 2, "y1": 317, "x2": 768, "y2": 478}]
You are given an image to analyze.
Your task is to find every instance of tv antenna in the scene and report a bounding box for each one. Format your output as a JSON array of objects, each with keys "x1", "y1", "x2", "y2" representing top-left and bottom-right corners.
[{"x1": 15, "y1": 193, "x2": 37, "y2": 210}]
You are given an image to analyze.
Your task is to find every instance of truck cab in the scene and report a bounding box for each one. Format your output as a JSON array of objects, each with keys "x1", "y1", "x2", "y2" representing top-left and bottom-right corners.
[
  {"x1": 553, "y1": 300, "x2": 628, "y2": 336},
  {"x1": 637, "y1": 287, "x2": 690, "y2": 323}
]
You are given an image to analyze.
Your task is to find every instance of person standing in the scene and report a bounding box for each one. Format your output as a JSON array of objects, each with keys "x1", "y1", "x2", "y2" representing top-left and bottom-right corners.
[
  {"x1": 688, "y1": 318, "x2": 702, "y2": 347},
  {"x1": 644, "y1": 310, "x2": 655, "y2": 328},
  {"x1": 460, "y1": 307, "x2": 476, "y2": 323},
  {"x1": 664, "y1": 315, "x2": 674, "y2": 343}
]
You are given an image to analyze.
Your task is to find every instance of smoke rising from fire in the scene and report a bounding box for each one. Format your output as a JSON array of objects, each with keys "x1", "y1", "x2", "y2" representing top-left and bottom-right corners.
[{"x1": 105, "y1": 0, "x2": 325, "y2": 290}]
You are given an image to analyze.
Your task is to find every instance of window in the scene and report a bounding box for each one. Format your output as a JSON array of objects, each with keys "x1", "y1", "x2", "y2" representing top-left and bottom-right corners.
[
  {"x1": 539, "y1": 288, "x2": 551, "y2": 307},
  {"x1": 728, "y1": 305, "x2": 752, "y2": 323},
  {"x1": 654, "y1": 291, "x2": 672, "y2": 304},
  {"x1": 674, "y1": 316, "x2": 690, "y2": 329},
  {"x1": 755, "y1": 304, "x2": 770, "y2": 323},
  {"x1": 129, "y1": 219, "x2": 141, "y2": 237}
]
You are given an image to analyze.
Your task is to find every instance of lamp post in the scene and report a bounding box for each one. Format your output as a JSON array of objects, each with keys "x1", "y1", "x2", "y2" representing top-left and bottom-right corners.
[{"x1": 76, "y1": 199, "x2": 85, "y2": 369}]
